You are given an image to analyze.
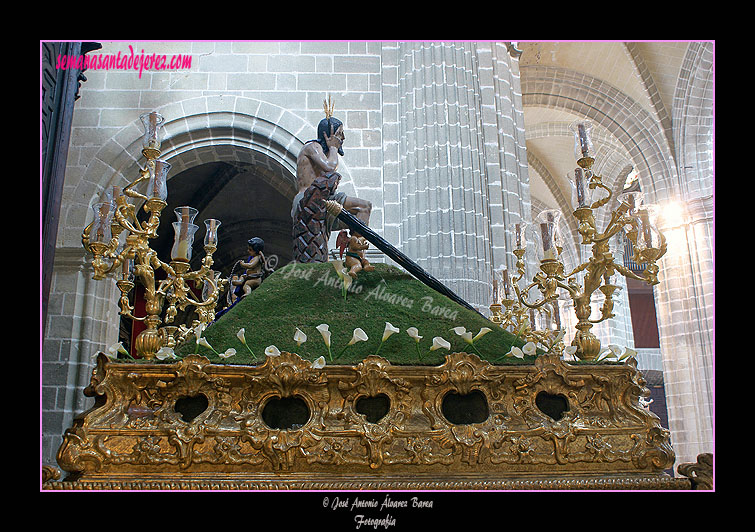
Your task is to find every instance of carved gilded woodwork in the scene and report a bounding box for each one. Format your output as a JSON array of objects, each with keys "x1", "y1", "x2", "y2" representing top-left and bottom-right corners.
[
  {"x1": 677, "y1": 452, "x2": 713, "y2": 490},
  {"x1": 47, "y1": 352, "x2": 691, "y2": 489}
]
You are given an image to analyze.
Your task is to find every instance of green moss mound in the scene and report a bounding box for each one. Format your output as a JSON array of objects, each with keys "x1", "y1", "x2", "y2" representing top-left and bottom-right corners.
[{"x1": 174, "y1": 262, "x2": 530, "y2": 366}]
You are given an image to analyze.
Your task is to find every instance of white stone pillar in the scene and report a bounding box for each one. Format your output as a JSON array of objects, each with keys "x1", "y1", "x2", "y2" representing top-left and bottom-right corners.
[
  {"x1": 654, "y1": 195, "x2": 714, "y2": 470},
  {"x1": 396, "y1": 42, "x2": 531, "y2": 313},
  {"x1": 42, "y1": 247, "x2": 121, "y2": 465}
]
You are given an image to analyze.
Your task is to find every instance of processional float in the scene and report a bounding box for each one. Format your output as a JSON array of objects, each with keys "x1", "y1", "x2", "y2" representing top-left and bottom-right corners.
[{"x1": 43, "y1": 105, "x2": 711, "y2": 491}]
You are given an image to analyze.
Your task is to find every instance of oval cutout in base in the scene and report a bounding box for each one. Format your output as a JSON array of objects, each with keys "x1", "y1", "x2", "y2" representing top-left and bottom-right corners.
[
  {"x1": 441, "y1": 390, "x2": 489, "y2": 425},
  {"x1": 174, "y1": 394, "x2": 209, "y2": 423},
  {"x1": 535, "y1": 391, "x2": 569, "y2": 421},
  {"x1": 262, "y1": 396, "x2": 310, "y2": 430},
  {"x1": 355, "y1": 394, "x2": 391, "y2": 424}
]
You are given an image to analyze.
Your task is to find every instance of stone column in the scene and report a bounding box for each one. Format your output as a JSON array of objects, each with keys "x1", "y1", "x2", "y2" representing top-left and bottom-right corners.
[
  {"x1": 654, "y1": 195, "x2": 714, "y2": 469},
  {"x1": 42, "y1": 247, "x2": 121, "y2": 466},
  {"x1": 395, "y1": 42, "x2": 531, "y2": 313}
]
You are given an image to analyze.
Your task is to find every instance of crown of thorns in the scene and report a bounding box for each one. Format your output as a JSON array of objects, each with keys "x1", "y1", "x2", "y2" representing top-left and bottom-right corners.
[{"x1": 323, "y1": 95, "x2": 335, "y2": 119}]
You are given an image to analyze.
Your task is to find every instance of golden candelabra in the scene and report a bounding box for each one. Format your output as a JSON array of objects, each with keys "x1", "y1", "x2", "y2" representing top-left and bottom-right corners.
[
  {"x1": 81, "y1": 111, "x2": 226, "y2": 360},
  {"x1": 490, "y1": 120, "x2": 667, "y2": 361}
]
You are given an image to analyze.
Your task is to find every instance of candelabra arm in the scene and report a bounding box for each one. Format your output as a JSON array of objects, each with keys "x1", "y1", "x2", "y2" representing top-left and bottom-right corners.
[
  {"x1": 588, "y1": 288, "x2": 618, "y2": 325},
  {"x1": 182, "y1": 262, "x2": 211, "y2": 283},
  {"x1": 152, "y1": 259, "x2": 177, "y2": 304},
  {"x1": 589, "y1": 308, "x2": 613, "y2": 325},
  {"x1": 156, "y1": 256, "x2": 175, "y2": 278},
  {"x1": 117, "y1": 305, "x2": 145, "y2": 322},
  {"x1": 514, "y1": 281, "x2": 548, "y2": 310},
  {"x1": 81, "y1": 222, "x2": 92, "y2": 249},
  {"x1": 134, "y1": 253, "x2": 156, "y2": 299},
  {"x1": 514, "y1": 276, "x2": 575, "y2": 310},
  {"x1": 613, "y1": 261, "x2": 657, "y2": 285},
  {"x1": 182, "y1": 291, "x2": 216, "y2": 309},
  {"x1": 591, "y1": 203, "x2": 632, "y2": 245},
  {"x1": 122, "y1": 168, "x2": 150, "y2": 202},
  {"x1": 99, "y1": 244, "x2": 135, "y2": 278},
  {"x1": 588, "y1": 179, "x2": 613, "y2": 210},
  {"x1": 563, "y1": 261, "x2": 590, "y2": 281},
  {"x1": 112, "y1": 202, "x2": 147, "y2": 237}
]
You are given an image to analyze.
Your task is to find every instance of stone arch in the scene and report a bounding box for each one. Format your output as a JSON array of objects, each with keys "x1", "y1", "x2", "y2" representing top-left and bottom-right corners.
[
  {"x1": 69, "y1": 95, "x2": 359, "y2": 246},
  {"x1": 520, "y1": 65, "x2": 679, "y2": 205},
  {"x1": 63, "y1": 95, "x2": 364, "y2": 358},
  {"x1": 673, "y1": 42, "x2": 714, "y2": 200}
]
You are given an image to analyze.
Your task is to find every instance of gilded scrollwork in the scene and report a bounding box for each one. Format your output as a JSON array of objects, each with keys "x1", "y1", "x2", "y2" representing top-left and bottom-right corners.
[
  {"x1": 331, "y1": 355, "x2": 414, "y2": 468},
  {"x1": 677, "y1": 453, "x2": 713, "y2": 490},
  {"x1": 50, "y1": 350, "x2": 681, "y2": 488}
]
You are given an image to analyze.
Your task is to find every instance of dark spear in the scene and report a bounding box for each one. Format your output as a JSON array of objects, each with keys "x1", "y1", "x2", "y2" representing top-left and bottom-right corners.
[{"x1": 325, "y1": 200, "x2": 485, "y2": 318}]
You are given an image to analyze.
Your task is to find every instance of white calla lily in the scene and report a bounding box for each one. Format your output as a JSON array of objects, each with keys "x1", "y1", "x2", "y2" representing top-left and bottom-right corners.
[
  {"x1": 563, "y1": 345, "x2": 578, "y2": 359},
  {"x1": 522, "y1": 342, "x2": 537, "y2": 356},
  {"x1": 332, "y1": 260, "x2": 345, "y2": 279},
  {"x1": 155, "y1": 347, "x2": 177, "y2": 360},
  {"x1": 597, "y1": 345, "x2": 622, "y2": 361},
  {"x1": 265, "y1": 345, "x2": 281, "y2": 357},
  {"x1": 312, "y1": 356, "x2": 326, "y2": 369},
  {"x1": 332, "y1": 260, "x2": 352, "y2": 299},
  {"x1": 335, "y1": 328, "x2": 370, "y2": 361},
  {"x1": 508, "y1": 346, "x2": 525, "y2": 359},
  {"x1": 294, "y1": 327, "x2": 307, "y2": 346},
  {"x1": 108, "y1": 341, "x2": 127, "y2": 356},
  {"x1": 193, "y1": 322, "x2": 205, "y2": 344},
  {"x1": 316, "y1": 324, "x2": 331, "y2": 347},
  {"x1": 235, "y1": 327, "x2": 257, "y2": 361},
  {"x1": 597, "y1": 346, "x2": 617, "y2": 361},
  {"x1": 430, "y1": 337, "x2": 451, "y2": 351},
  {"x1": 218, "y1": 348, "x2": 236, "y2": 359},
  {"x1": 406, "y1": 327, "x2": 422, "y2": 342},
  {"x1": 405, "y1": 327, "x2": 424, "y2": 361},
  {"x1": 197, "y1": 337, "x2": 213, "y2": 350},
  {"x1": 348, "y1": 328, "x2": 369, "y2": 346},
  {"x1": 620, "y1": 347, "x2": 637, "y2": 361},
  {"x1": 382, "y1": 322, "x2": 400, "y2": 341},
  {"x1": 106, "y1": 341, "x2": 130, "y2": 360},
  {"x1": 473, "y1": 327, "x2": 493, "y2": 342},
  {"x1": 316, "y1": 323, "x2": 334, "y2": 361},
  {"x1": 375, "y1": 322, "x2": 400, "y2": 356}
]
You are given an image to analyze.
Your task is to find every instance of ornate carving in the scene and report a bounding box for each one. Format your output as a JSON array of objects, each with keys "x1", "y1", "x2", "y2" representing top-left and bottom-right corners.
[
  {"x1": 43, "y1": 473, "x2": 692, "y2": 490},
  {"x1": 49, "y1": 351, "x2": 684, "y2": 489},
  {"x1": 677, "y1": 453, "x2": 713, "y2": 490}
]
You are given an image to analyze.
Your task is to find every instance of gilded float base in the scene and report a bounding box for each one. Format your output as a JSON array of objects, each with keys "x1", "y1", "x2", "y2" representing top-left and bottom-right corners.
[
  {"x1": 43, "y1": 472, "x2": 689, "y2": 490},
  {"x1": 45, "y1": 351, "x2": 693, "y2": 490}
]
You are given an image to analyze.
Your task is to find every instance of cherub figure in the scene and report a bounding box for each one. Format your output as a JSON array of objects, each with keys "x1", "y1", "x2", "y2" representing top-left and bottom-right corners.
[
  {"x1": 337, "y1": 229, "x2": 374, "y2": 278},
  {"x1": 235, "y1": 237, "x2": 270, "y2": 298}
]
